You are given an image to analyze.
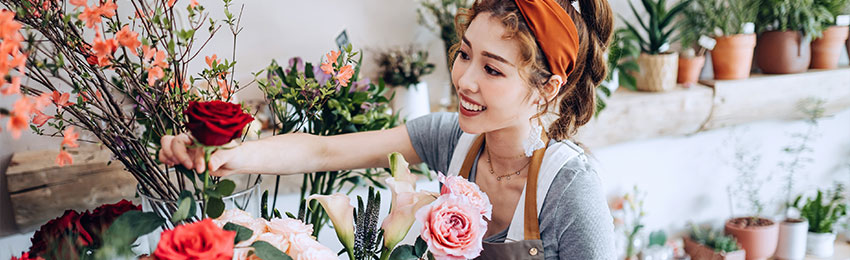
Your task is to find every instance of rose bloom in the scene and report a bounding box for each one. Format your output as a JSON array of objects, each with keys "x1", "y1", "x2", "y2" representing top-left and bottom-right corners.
[
  {"x1": 213, "y1": 209, "x2": 268, "y2": 247},
  {"x1": 416, "y1": 194, "x2": 487, "y2": 260},
  {"x1": 154, "y1": 219, "x2": 235, "y2": 260},
  {"x1": 267, "y1": 217, "x2": 313, "y2": 238},
  {"x1": 184, "y1": 101, "x2": 254, "y2": 146},
  {"x1": 286, "y1": 233, "x2": 330, "y2": 257},
  {"x1": 440, "y1": 174, "x2": 493, "y2": 219},
  {"x1": 295, "y1": 246, "x2": 338, "y2": 260}
]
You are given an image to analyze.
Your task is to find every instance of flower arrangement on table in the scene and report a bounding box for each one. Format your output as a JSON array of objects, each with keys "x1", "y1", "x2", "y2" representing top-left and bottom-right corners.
[
  {"x1": 0, "y1": 0, "x2": 259, "y2": 223},
  {"x1": 610, "y1": 185, "x2": 647, "y2": 260},
  {"x1": 258, "y1": 46, "x2": 400, "y2": 236},
  {"x1": 375, "y1": 46, "x2": 435, "y2": 90}
]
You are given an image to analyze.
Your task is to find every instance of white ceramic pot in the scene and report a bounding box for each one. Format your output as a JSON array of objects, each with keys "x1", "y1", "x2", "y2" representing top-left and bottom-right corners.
[
  {"x1": 806, "y1": 232, "x2": 837, "y2": 258},
  {"x1": 775, "y1": 219, "x2": 808, "y2": 260},
  {"x1": 391, "y1": 82, "x2": 430, "y2": 120}
]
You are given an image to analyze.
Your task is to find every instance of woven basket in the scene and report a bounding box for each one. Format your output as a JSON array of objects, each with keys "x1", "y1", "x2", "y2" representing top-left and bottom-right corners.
[{"x1": 635, "y1": 52, "x2": 678, "y2": 92}]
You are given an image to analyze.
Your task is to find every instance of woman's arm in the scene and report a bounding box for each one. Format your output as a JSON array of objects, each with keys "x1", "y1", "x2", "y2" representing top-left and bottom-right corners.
[{"x1": 158, "y1": 125, "x2": 421, "y2": 176}]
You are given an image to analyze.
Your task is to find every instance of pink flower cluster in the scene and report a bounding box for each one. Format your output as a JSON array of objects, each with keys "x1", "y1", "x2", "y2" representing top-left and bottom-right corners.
[
  {"x1": 416, "y1": 174, "x2": 492, "y2": 260},
  {"x1": 213, "y1": 209, "x2": 337, "y2": 260}
]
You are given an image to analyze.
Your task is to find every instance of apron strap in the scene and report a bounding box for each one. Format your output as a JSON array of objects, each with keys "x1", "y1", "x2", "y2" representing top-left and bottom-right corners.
[{"x1": 456, "y1": 134, "x2": 548, "y2": 240}]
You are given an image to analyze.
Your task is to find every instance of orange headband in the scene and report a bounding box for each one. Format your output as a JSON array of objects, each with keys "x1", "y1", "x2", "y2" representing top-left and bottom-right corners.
[{"x1": 514, "y1": 0, "x2": 580, "y2": 83}]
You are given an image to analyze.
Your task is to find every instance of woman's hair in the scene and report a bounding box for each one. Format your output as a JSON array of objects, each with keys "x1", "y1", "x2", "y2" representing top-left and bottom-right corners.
[{"x1": 450, "y1": 0, "x2": 613, "y2": 141}]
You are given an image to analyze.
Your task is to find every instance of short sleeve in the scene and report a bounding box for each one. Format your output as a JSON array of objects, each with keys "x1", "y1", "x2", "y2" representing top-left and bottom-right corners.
[{"x1": 405, "y1": 112, "x2": 463, "y2": 174}]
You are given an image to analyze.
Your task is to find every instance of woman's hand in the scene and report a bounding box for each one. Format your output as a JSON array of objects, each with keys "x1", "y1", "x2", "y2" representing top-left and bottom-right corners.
[{"x1": 158, "y1": 133, "x2": 242, "y2": 176}]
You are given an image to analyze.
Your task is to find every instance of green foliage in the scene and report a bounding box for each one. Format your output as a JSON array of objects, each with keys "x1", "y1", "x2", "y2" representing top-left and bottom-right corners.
[
  {"x1": 376, "y1": 47, "x2": 436, "y2": 88},
  {"x1": 389, "y1": 237, "x2": 429, "y2": 260},
  {"x1": 757, "y1": 0, "x2": 833, "y2": 38},
  {"x1": 597, "y1": 29, "x2": 640, "y2": 116},
  {"x1": 779, "y1": 98, "x2": 825, "y2": 217},
  {"x1": 417, "y1": 0, "x2": 474, "y2": 67},
  {"x1": 682, "y1": 0, "x2": 759, "y2": 38},
  {"x1": 250, "y1": 241, "x2": 294, "y2": 260},
  {"x1": 259, "y1": 46, "x2": 400, "y2": 236},
  {"x1": 815, "y1": 0, "x2": 850, "y2": 24},
  {"x1": 648, "y1": 230, "x2": 667, "y2": 247},
  {"x1": 622, "y1": 0, "x2": 693, "y2": 54},
  {"x1": 689, "y1": 225, "x2": 741, "y2": 252},
  {"x1": 794, "y1": 185, "x2": 848, "y2": 233}
]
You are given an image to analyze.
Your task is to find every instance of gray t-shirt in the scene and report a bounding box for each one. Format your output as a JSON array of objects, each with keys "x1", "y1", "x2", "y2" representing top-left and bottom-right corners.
[{"x1": 406, "y1": 112, "x2": 616, "y2": 259}]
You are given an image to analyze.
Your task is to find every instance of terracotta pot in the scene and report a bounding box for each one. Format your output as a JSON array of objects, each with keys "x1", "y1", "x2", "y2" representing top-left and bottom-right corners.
[
  {"x1": 677, "y1": 55, "x2": 706, "y2": 85},
  {"x1": 810, "y1": 26, "x2": 850, "y2": 69},
  {"x1": 755, "y1": 30, "x2": 811, "y2": 74},
  {"x1": 634, "y1": 52, "x2": 678, "y2": 92},
  {"x1": 711, "y1": 34, "x2": 756, "y2": 80},
  {"x1": 683, "y1": 237, "x2": 746, "y2": 260},
  {"x1": 775, "y1": 218, "x2": 808, "y2": 260},
  {"x1": 724, "y1": 217, "x2": 779, "y2": 260}
]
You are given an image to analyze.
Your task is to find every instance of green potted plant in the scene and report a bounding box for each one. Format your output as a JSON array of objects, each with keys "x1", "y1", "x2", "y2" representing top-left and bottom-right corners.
[
  {"x1": 621, "y1": 0, "x2": 691, "y2": 91},
  {"x1": 775, "y1": 99, "x2": 825, "y2": 260},
  {"x1": 724, "y1": 142, "x2": 778, "y2": 260},
  {"x1": 811, "y1": 0, "x2": 850, "y2": 69},
  {"x1": 597, "y1": 29, "x2": 639, "y2": 117},
  {"x1": 683, "y1": 225, "x2": 746, "y2": 260},
  {"x1": 376, "y1": 46, "x2": 436, "y2": 120},
  {"x1": 755, "y1": 0, "x2": 833, "y2": 74},
  {"x1": 686, "y1": 0, "x2": 759, "y2": 80},
  {"x1": 677, "y1": 0, "x2": 714, "y2": 86},
  {"x1": 793, "y1": 185, "x2": 847, "y2": 258}
]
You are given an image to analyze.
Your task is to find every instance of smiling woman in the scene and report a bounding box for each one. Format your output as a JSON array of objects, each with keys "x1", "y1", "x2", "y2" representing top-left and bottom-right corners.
[{"x1": 158, "y1": 0, "x2": 615, "y2": 259}]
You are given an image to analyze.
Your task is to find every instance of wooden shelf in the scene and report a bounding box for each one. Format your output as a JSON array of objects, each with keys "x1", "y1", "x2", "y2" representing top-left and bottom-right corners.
[{"x1": 576, "y1": 67, "x2": 850, "y2": 148}]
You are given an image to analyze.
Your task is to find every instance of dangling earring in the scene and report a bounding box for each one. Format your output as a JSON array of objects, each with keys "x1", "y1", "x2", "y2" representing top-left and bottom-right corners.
[{"x1": 522, "y1": 105, "x2": 545, "y2": 157}]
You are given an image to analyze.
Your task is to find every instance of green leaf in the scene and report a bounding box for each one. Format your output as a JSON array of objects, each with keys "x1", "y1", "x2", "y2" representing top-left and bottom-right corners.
[
  {"x1": 171, "y1": 190, "x2": 197, "y2": 223},
  {"x1": 414, "y1": 236, "x2": 428, "y2": 256},
  {"x1": 103, "y1": 211, "x2": 165, "y2": 248},
  {"x1": 649, "y1": 230, "x2": 667, "y2": 247},
  {"x1": 224, "y1": 222, "x2": 254, "y2": 245},
  {"x1": 351, "y1": 114, "x2": 368, "y2": 124},
  {"x1": 251, "y1": 241, "x2": 293, "y2": 260},
  {"x1": 206, "y1": 197, "x2": 225, "y2": 218},
  {"x1": 389, "y1": 245, "x2": 419, "y2": 260},
  {"x1": 216, "y1": 179, "x2": 236, "y2": 197}
]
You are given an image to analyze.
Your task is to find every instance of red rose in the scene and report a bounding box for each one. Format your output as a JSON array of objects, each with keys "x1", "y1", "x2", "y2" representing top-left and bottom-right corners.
[
  {"x1": 29, "y1": 210, "x2": 92, "y2": 258},
  {"x1": 184, "y1": 101, "x2": 254, "y2": 146},
  {"x1": 154, "y1": 219, "x2": 236, "y2": 260},
  {"x1": 80, "y1": 200, "x2": 142, "y2": 247},
  {"x1": 11, "y1": 252, "x2": 44, "y2": 260}
]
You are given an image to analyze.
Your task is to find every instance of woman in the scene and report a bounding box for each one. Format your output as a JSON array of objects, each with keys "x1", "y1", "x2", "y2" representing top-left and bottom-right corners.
[{"x1": 159, "y1": 0, "x2": 616, "y2": 258}]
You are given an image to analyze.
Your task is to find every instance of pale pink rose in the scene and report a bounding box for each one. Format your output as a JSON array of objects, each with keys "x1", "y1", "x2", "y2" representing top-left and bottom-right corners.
[
  {"x1": 267, "y1": 217, "x2": 313, "y2": 238},
  {"x1": 440, "y1": 174, "x2": 493, "y2": 219},
  {"x1": 416, "y1": 194, "x2": 487, "y2": 260},
  {"x1": 257, "y1": 232, "x2": 290, "y2": 253},
  {"x1": 286, "y1": 233, "x2": 328, "y2": 257},
  {"x1": 295, "y1": 246, "x2": 338, "y2": 260},
  {"x1": 213, "y1": 209, "x2": 268, "y2": 247}
]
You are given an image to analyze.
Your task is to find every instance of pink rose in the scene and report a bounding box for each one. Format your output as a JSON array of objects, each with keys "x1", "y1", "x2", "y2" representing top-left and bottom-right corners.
[
  {"x1": 416, "y1": 194, "x2": 487, "y2": 260},
  {"x1": 440, "y1": 174, "x2": 493, "y2": 219},
  {"x1": 286, "y1": 233, "x2": 333, "y2": 258},
  {"x1": 267, "y1": 218, "x2": 313, "y2": 238},
  {"x1": 213, "y1": 209, "x2": 268, "y2": 247}
]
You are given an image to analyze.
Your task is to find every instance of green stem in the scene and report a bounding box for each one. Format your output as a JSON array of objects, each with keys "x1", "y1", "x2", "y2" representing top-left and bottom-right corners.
[
  {"x1": 349, "y1": 248, "x2": 358, "y2": 260},
  {"x1": 202, "y1": 148, "x2": 212, "y2": 217}
]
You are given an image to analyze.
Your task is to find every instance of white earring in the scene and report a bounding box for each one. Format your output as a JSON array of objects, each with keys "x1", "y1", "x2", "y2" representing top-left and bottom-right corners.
[{"x1": 523, "y1": 120, "x2": 545, "y2": 157}]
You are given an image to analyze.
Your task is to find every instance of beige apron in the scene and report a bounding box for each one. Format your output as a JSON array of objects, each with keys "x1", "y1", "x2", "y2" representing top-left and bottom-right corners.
[{"x1": 446, "y1": 134, "x2": 583, "y2": 259}]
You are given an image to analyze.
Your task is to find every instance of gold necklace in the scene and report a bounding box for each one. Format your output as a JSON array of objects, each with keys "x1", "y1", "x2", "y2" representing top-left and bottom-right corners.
[{"x1": 485, "y1": 147, "x2": 531, "y2": 181}]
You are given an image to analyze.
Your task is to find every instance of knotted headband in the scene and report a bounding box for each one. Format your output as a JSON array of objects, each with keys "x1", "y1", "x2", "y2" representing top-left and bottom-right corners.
[{"x1": 514, "y1": 0, "x2": 580, "y2": 83}]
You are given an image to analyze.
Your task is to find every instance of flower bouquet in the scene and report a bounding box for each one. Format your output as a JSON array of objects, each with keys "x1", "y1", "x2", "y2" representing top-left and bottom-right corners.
[
  {"x1": 258, "y1": 46, "x2": 400, "y2": 236},
  {"x1": 308, "y1": 152, "x2": 492, "y2": 260},
  {"x1": 0, "y1": 0, "x2": 262, "y2": 225}
]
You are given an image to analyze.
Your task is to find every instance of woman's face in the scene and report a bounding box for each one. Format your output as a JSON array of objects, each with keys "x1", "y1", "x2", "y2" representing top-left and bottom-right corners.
[{"x1": 452, "y1": 12, "x2": 540, "y2": 135}]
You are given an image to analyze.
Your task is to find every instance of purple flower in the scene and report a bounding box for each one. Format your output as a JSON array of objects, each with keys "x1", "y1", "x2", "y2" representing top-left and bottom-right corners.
[
  {"x1": 313, "y1": 65, "x2": 332, "y2": 86},
  {"x1": 350, "y1": 78, "x2": 371, "y2": 93},
  {"x1": 289, "y1": 57, "x2": 305, "y2": 73}
]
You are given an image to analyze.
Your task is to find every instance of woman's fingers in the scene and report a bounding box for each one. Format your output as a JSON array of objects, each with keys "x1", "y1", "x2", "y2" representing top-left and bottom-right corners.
[
  {"x1": 208, "y1": 147, "x2": 238, "y2": 177},
  {"x1": 171, "y1": 133, "x2": 195, "y2": 169},
  {"x1": 159, "y1": 135, "x2": 175, "y2": 165}
]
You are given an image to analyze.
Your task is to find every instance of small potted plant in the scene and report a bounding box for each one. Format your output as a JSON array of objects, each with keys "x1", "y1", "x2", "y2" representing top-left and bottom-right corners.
[
  {"x1": 677, "y1": 0, "x2": 716, "y2": 86},
  {"x1": 811, "y1": 0, "x2": 850, "y2": 69},
  {"x1": 610, "y1": 186, "x2": 647, "y2": 260},
  {"x1": 793, "y1": 185, "x2": 848, "y2": 258},
  {"x1": 755, "y1": 0, "x2": 833, "y2": 74},
  {"x1": 687, "y1": 0, "x2": 759, "y2": 80},
  {"x1": 775, "y1": 99, "x2": 825, "y2": 260},
  {"x1": 724, "y1": 142, "x2": 778, "y2": 260},
  {"x1": 375, "y1": 46, "x2": 435, "y2": 120},
  {"x1": 621, "y1": 0, "x2": 691, "y2": 91},
  {"x1": 684, "y1": 225, "x2": 746, "y2": 260}
]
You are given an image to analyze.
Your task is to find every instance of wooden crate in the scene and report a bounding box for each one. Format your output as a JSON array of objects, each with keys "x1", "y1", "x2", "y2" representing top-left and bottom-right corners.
[{"x1": 5, "y1": 145, "x2": 137, "y2": 230}]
